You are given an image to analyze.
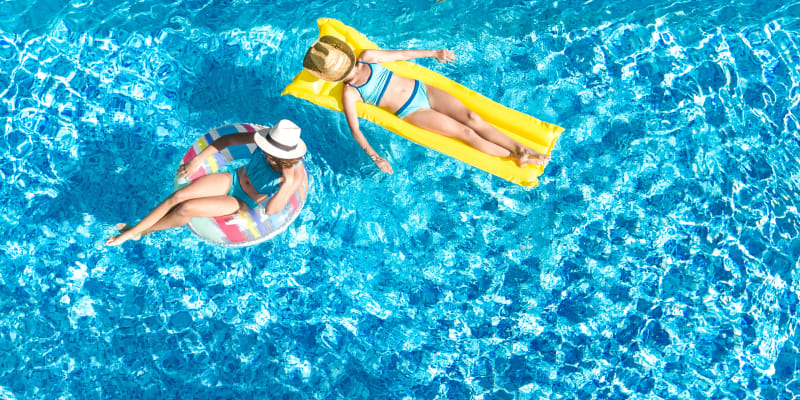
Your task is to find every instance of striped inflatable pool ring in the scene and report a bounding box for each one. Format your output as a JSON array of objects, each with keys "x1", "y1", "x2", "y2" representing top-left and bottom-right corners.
[{"x1": 174, "y1": 123, "x2": 310, "y2": 247}]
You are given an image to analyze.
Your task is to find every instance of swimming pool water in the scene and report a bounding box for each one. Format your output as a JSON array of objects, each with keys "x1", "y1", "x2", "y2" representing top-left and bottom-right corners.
[{"x1": 1, "y1": 0, "x2": 799, "y2": 398}]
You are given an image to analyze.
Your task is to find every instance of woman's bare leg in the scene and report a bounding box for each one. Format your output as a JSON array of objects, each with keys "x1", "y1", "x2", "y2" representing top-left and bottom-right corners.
[
  {"x1": 105, "y1": 172, "x2": 234, "y2": 246},
  {"x1": 113, "y1": 223, "x2": 141, "y2": 240},
  {"x1": 142, "y1": 195, "x2": 241, "y2": 234},
  {"x1": 424, "y1": 84, "x2": 550, "y2": 166},
  {"x1": 403, "y1": 109, "x2": 511, "y2": 157}
]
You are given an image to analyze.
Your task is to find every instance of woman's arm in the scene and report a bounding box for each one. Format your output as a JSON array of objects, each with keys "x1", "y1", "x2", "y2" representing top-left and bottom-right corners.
[
  {"x1": 358, "y1": 49, "x2": 455, "y2": 64},
  {"x1": 342, "y1": 85, "x2": 393, "y2": 174},
  {"x1": 263, "y1": 166, "x2": 303, "y2": 215},
  {"x1": 178, "y1": 132, "x2": 254, "y2": 178}
]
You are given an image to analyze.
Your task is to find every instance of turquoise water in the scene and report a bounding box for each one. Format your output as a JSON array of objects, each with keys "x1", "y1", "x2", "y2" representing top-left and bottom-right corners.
[{"x1": 1, "y1": 0, "x2": 799, "y2": 398}]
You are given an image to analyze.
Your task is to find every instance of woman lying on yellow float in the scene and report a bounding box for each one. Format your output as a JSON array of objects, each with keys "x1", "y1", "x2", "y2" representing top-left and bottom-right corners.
[
  {"x1": 302, "y1": 35, "x2": 550, "y2": 175},
  {"x1": 283, "y1": 19, "x2": 563, "y2": 186}
]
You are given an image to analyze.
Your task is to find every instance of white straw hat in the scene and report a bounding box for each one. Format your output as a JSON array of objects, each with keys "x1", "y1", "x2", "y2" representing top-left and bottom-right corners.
[{"x1": 254, "y1": 120, "x2": 307, "y2": 159}]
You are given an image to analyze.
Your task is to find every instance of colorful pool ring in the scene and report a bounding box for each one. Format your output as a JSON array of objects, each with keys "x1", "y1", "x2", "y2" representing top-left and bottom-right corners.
[
  {"x1": 174, "y1": 123, "x2": 310, "y2": 247},
  {"x1": 283, "y1": 18, "x2": 564, "y2": 187}
]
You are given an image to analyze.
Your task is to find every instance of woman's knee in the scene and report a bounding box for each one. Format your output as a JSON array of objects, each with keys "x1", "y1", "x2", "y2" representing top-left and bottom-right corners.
[
  {"x1": 464, "y1": 110, "x2": 485, "y2": 126},
  {"x1": 172, "y1": 202, "x2": 196, "y2": 218},
  {"x1": 170, "y1": 188, "x2": 191, "y2": 205},
  {"x1": 441, "y1": 123, "x2": 475, "y2": 141},
  {"x1": 459, "y1": 126, "x2": 487, "y2": 145}
]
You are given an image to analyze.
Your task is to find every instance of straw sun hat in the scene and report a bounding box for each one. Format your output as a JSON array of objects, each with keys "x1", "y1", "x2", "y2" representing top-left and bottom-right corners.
[
  {"x1": 254, "y1": 120, "x2": 307, "y2": 159},
  {"x1": 303, "y1": 35, "x2": 356, "y2": 82}
]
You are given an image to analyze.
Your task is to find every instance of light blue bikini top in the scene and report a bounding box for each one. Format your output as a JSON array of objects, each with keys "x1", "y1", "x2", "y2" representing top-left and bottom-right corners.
[
  {"x1": 246, "y1": 150, "x2": 280, "y2": 194},
  {"x1": 349, "y1": 62, "x2": 393, "y2": 106}
]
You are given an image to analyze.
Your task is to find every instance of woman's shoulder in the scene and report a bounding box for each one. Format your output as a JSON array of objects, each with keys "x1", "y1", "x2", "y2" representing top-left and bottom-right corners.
[
  {"x1": 287, "y1": 163, "x2": 306, "y2": 185},
  {"x1": 292, "y1": 163, "x2": 307, "y2": 181},
  {"x1": 357, "y1": 50, "x2": 372, "y2": 61}
]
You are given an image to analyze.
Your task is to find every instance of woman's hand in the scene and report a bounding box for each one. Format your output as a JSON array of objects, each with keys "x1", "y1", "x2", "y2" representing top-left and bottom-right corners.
[
  {"x1": 433, "y1": 49, "x2": 456, "y2": 63},
  {"x1": 177, "y1": 159, "x2": 201, "y2": 179},
  {"x1": 370, "y1": 154, "x2": 394, "y2": 174}
]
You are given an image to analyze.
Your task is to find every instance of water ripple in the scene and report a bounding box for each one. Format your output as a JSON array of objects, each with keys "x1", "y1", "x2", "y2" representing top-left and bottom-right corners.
[{"x1": 1, "y1": 0, "x2": 800, "y2": 398}]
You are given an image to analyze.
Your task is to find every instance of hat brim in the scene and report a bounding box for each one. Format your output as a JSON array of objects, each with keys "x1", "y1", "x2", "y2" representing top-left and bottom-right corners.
[
  {"x1": 254, "y1": 129, "x2": 307, "y2": 159},
  {"x1": 304, "y1": 35, "x2": 356, "y2": 82}
]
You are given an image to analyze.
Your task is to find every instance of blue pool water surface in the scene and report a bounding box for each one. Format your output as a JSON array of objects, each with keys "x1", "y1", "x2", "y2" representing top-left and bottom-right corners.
[{"x1": 1, "y1": 0, "x2": 799, "y2": 398}]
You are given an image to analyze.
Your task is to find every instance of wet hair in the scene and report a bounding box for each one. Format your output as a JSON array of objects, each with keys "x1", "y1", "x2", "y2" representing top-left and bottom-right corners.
[{"x1": 266, "y1": 153, "x2": 302, "y2": 171}]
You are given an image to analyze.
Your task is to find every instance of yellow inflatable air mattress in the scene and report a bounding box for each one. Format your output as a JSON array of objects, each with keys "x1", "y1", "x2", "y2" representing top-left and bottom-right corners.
[{"x1": 282, "y1": 18, "x2": 564, "y2": 187}]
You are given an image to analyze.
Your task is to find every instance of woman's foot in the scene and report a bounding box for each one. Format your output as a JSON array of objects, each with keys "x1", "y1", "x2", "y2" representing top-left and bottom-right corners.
[
  {"x1": 515, "y1": 147, "x2": 550, "y2": 167},
  {"x1": 105, "y1": 223, "x2": 142, "y2": 246}
]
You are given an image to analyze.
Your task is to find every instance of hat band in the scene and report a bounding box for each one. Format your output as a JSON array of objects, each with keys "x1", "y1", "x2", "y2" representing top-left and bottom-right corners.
[{"x1": 267, "y1": 134, "x2": 297, "y2": 152}]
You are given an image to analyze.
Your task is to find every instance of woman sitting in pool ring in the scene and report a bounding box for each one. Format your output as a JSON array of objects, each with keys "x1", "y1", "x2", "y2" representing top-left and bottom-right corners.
[
  {"x1": 105, "y1": 120, "x2": 308, "y2": 246},
  {"x1": 303, "y1": 35, "x2": 550, "y2": 174}
]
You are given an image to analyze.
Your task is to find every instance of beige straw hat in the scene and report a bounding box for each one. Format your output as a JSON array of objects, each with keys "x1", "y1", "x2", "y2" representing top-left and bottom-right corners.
[{"x1": 303, "y1": 35, "x2": 356, "y2": 82}]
